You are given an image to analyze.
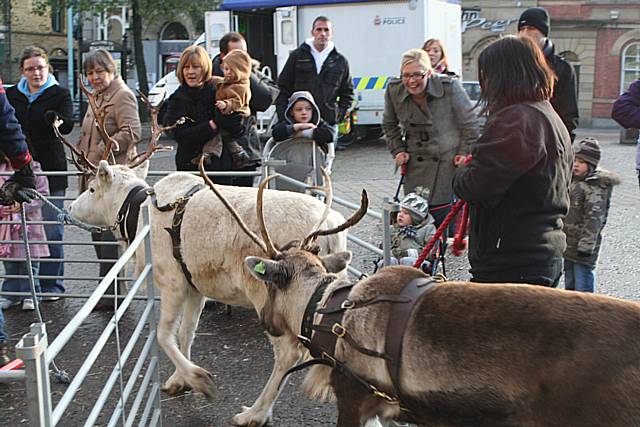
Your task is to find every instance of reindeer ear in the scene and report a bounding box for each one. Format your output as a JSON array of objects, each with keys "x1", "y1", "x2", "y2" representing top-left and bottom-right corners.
[
  {"x1": 132, "y1": 160, "x2": 149, "y2": 180},
  {"x1": 245, "y1": 256, "x2": 286, "y2": 284},
  {"x1": 97, "y1": 160, "x2": 114, "y2": 185},
  {"x1": 321, "y1": 251, "x2": 352, "y2": 274}
]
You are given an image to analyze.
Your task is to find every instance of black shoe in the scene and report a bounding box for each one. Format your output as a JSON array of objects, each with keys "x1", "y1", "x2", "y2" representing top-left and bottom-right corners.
[{"x1": 335, "y1": 143, "x2": 347, "y2": 151}]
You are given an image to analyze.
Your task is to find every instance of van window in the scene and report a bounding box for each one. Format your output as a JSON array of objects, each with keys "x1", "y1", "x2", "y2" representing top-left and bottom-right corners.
[
  {"x1": 209, "y1": 24, "x2": 227, "y2": 48},
  {"x1": 281, "y1": 20, "x2": 294, "y2": 45}
]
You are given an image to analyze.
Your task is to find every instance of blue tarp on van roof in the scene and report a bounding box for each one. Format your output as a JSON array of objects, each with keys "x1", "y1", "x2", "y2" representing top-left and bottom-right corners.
[{"x1": 220, "y1": 0, "x2": 372, "y2": 10}]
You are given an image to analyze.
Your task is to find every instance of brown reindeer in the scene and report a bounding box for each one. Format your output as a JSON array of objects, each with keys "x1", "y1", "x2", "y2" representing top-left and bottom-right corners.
[{"x1": 210, "y1": 175, "x2": 640, "y2": 427}]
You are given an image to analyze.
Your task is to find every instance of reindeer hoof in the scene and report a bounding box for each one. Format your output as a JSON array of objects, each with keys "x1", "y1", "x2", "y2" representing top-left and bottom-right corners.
[
  {"x1": 230, "y1": 406, "x2": 272, "y2": 427},
  {"x1": 189, "y1": 367, "x2": 216, "y2": 400},
  {"x1": 161, "y1": 382, "x2": 191, "y2": 396}
]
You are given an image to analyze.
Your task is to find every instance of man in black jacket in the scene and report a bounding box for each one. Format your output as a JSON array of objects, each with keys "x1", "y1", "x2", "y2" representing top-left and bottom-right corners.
[
  {"x1": 518, "y1": 7, "x2": 579, "y2": 140},
  {"x1": 212, "y1": 31, "x2": 279, "y2": 185},
  {"x1": 276, "y1": 16, "x2": 354, "y2": 160}
]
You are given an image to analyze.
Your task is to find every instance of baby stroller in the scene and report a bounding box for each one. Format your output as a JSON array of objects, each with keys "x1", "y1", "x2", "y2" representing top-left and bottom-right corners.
[
  {"x1": 261, "y1": 137, "x2": 335, "y2": 192},
  {"x1": 374, "y1": 183, "x2": 448, "y2": 277}
]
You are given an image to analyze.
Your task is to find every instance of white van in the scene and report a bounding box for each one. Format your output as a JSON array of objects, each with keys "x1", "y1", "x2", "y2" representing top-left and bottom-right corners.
[{"x1": 206, "y1": 0, "x2": 462, "y2": 139}]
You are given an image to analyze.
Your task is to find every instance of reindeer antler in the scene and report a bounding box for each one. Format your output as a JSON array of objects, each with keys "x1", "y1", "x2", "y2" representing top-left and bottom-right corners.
[
  {"x1": 79, "y1": 79, "x2": 120, "y2": 161},
  {"x1": 52, "y1": 117, "x2": 97, "y2": 174},
  {"x1": 128, "y1": 91, "x2": 185, "y2": 169},
  {"x1": 303, "y1": 190, "x2": 369, "y2": 246},
  {"x1": 301, "y1": 168, "x2": 333, "y2": 248},
  {"x1": 198, "y1": 156, "x2": 272, "y2": 255},
  {"x1": 256, "y1": 175, "x2": 282, "y2": 258}
]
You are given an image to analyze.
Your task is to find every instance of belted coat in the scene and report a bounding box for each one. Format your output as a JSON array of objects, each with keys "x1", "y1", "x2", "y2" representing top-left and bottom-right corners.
[
  {"x1": 76, "y1": 76, "x2": 140, "y2": 189},
  {"x1": 382, "y1": 74, "x2": 480, "y2": 205}
]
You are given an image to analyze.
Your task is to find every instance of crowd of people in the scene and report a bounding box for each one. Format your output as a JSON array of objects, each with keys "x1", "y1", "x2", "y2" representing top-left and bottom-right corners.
[{"x1": 0, "y1": 7, "x2": 637, "y2": 364}]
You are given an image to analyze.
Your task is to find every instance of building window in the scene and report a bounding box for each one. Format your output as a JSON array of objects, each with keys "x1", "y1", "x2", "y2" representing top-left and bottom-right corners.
[
  {"x1": 51, "y1": 6, "x2": 65, "y2": 33},
  {"x1": 160, "y1": 22, "x2": 189, "y2": 41},
  {"x1": 621, "y1": 42, "x2": 640, "y2": 93}
]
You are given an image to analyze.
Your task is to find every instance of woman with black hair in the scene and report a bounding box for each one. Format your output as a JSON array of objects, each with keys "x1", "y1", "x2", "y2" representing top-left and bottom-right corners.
[{"x1": 453, "y1": 35, "x2": 573, "y2": 287}]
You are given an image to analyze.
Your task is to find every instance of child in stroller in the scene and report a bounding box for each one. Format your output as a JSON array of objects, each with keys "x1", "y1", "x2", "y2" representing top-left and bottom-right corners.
[
  {"x1": 376, "y1": 187, "x2": 445, "y2": 275},
  {"x1": 266, "y1": 91, "x2": 336, "y2": 192}
]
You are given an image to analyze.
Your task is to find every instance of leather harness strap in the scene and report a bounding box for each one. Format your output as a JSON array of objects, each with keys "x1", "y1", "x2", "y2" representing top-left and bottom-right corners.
[
  {"x1": 384, "y1": 277, "x2": 439, "y2": 400},
  {"x1": 285, "y1": 275, "x2": 441, "y2": 410},
  {"x1": 117, "y1": 185, "x2": 152, "y2": 244},
  {"x1": 163, "y1": 184, "x2": 205, "y2": 289}
]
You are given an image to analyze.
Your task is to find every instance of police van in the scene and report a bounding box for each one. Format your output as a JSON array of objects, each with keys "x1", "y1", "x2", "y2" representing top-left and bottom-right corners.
[{"x1": 151, "y1": 0, "x2": 462, "y2": 139}]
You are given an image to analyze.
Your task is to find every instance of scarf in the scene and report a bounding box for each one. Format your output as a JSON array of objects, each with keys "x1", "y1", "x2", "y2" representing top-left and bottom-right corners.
[{"x1": 17, "y1": 74, "x2": 58, "y2": 103}]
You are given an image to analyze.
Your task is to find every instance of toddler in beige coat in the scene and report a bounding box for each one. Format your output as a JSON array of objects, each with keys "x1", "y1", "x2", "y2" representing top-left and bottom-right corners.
[{"x1": 203, "y1": 49, "x2": 253, "y2": 169}]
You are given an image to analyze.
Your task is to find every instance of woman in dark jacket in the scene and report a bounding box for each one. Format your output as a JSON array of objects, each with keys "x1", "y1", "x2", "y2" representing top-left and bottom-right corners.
[
  {"x1": 165, "y1": 46, "x2": 243, "y2": 184},
  {"x1": 6, "y1": 47, "x2": 73, "y2": 297},
  {"x1": 452, "y1": 36, "x2": 573, "y2": 287}
]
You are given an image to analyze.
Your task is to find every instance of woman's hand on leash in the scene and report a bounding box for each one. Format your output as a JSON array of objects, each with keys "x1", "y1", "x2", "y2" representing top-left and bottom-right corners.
[{"x1": 395, "y1": 152, "x2": 410, "y2": 166}]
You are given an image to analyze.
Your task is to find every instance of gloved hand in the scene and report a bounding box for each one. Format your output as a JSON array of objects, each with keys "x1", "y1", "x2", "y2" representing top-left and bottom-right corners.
[
  {"x1": 44, "y1": 110, "x2": 59, "y2": 126},
  {"x1": 577, "y1": 250, "x2": 591, "y2": 258},
  {"x1": 213, "y1": 109, "x2": 244, "y2": 136},
  {"x1": 0, "y1": 161, "x2": 37, "y2": 205}
]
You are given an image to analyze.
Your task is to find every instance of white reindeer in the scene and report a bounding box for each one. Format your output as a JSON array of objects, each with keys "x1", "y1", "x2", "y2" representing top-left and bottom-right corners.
[{"x1": 59, "y1": 90, "x2": 352, "y2": 426}]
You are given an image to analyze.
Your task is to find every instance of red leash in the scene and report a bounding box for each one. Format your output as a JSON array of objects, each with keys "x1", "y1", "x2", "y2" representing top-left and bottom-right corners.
[{"x1": 412, "y1": 199, "x2": 468, "y2": 269}]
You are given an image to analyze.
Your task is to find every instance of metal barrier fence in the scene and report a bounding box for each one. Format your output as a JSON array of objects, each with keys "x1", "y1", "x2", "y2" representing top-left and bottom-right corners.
[
  {"x1": 0, "y1": 207, "x2": 162, "y2": 427},
  {"x1": 0, "y1": 164, "x2": 390, "y2": 425}
]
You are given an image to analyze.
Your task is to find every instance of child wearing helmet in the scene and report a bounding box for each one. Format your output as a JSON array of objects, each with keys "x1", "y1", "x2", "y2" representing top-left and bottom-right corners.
[
  {"x1": 563, "y1": 137, "x2": 620, "y2": 293},
  {"x1": 389, "y1": 187, "x2": 437, "y2": 267}
]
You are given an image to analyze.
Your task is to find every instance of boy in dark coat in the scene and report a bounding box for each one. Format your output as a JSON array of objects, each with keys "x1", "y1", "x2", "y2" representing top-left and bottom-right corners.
[
  {"x1": 563, "y1": 138, "x2": 620, "y2": 292},
  {"x1": 270, "y1": 91, "x2": 335, "y2": 191}
]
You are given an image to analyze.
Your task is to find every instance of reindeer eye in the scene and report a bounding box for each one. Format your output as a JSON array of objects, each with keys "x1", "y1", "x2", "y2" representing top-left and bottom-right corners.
[{"x1": 89, "y1": 187, "x2": 95, "y2": 193}]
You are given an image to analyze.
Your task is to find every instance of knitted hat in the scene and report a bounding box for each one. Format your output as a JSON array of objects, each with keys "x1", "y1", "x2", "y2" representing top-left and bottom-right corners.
[
  {"x1": 400, "y1": 187, "x2": 430, "y2": 224},
  {"x1": 518, "y1": 7, "x2": 550, "y2": 37},
  {"x1": 222, "y1": 49, "x2": 252, "y2": 83},
  {"x1": 573, "y1": 137, "x2": 601, "y2": 167}
]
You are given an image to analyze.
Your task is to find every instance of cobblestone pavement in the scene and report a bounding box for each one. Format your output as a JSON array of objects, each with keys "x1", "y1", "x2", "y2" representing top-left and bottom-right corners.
[{"x1": 1, "y1": 126, "x2": 638, "y2": 426}]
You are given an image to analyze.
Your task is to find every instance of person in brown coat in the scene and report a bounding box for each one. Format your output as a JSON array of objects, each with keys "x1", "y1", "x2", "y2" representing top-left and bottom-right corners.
[
  {"x1": 205, "y1": 48, "x2": 253, "y2": 169},
  {"x1": 77, "y1": 48, "x2": 141, "y2": 309},
  {"x1": 77, "y1": 49, "x2": 141, "y2": 191}
]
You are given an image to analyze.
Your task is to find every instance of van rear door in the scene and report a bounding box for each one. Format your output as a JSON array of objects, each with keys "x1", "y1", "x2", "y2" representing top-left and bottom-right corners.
[
  {"x1": 205, "y1": 11, "x2": 233, "y2": 58},
  {"x1": 274, "y1": 7, "x2": 298, "y2": 75}
]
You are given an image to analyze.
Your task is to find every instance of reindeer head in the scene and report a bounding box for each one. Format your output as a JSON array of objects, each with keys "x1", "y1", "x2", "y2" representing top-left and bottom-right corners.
[
  {"x1": 198, "y1": 157, "x2": 368, "y2": 337},
  {"x1": 69, "y1": 160, "x2": 149, "y2": 227}
]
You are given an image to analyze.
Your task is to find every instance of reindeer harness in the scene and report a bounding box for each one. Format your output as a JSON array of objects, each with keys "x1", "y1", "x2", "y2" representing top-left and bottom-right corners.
[
  {"x1": 287, "y1": 276, "x2": 440, "y2": 414},
  {"x1": 115, "y1": 183, "x2": 205, "y2": 289}
]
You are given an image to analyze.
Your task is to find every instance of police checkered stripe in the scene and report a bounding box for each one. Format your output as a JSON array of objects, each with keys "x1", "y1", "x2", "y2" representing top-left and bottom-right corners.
[{"x1": 352, "y1": 76, "x2": 392, "y2": 90}]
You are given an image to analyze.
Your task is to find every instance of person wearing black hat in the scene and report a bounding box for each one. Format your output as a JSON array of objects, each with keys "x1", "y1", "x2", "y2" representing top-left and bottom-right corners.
[
  {"x1": 563, "y1": 137, "x2": 620, "y2": 293},
  {"x1": 518, "y1": 7, "x2": 579, "y2": 141}
]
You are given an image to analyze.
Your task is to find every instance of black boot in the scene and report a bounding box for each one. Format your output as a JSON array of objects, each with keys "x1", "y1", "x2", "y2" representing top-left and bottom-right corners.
[{"x1": 0, "y1": 341, "x2": 11, "y2": 366}]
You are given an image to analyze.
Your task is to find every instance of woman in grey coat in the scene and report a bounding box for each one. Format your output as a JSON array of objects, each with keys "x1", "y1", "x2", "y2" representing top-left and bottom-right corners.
[{"x1": 383, "y1": 48, "x2": 479, "y2": 227}]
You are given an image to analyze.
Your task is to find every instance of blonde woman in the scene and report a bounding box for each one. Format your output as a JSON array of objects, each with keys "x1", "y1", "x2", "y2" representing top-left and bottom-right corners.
[{"x1": 382, "y1": 48, "x2": 479, "y2": 228}]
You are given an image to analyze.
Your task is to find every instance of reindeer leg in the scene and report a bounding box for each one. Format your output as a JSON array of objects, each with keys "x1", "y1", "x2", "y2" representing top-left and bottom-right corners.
[
  {"x1": 158, "y1": 285, "x2": 215, "y2": 399},
  {"x1": 230, "y1": 334, "x2": 301, "y2": 427},
  {"x1": 178, "y1": 288, "x2": 205, "y2": 361}
]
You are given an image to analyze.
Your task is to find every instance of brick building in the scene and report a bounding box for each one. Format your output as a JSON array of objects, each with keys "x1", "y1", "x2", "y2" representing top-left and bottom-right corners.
[
  {"x1": 461, "y1": 0, "x2": 640, "y2": 127},
  {"x1": 0, "y1": 0, "x2": 70, "y2": 85}
]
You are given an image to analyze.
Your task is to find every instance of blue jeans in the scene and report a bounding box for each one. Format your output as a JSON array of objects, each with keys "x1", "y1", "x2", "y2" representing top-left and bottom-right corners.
[
  {"x1": 0, "y1": 306, "x2": 6, "y2": 342},
  {"x1": 2, "y1": 261, "x2": 41, "y2": 303},
  {"x1": 564, "y1": 259, "x2": 595, "y2": 293},
  {"x1": 40, "y1": 189, "x2": 65, "y2": 293}
]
